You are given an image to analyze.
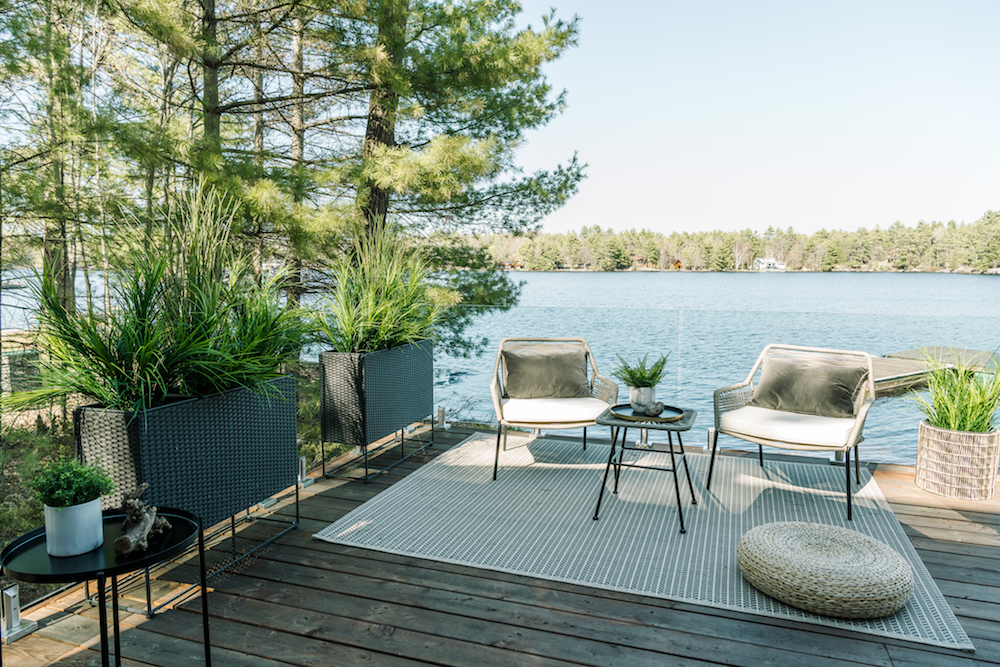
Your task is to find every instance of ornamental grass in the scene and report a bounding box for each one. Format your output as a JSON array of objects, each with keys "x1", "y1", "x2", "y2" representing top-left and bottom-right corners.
[
  {"x1": 913, "y1": 358, "x2": 1000, "y2": 433},
  {"x1": 8, "y1": 183, "x2": 306, "y2": 414}
]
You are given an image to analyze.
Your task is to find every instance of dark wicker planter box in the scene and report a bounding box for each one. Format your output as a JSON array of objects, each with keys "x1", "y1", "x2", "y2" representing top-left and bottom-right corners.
[
  {"x1": 74, "y1": 375, "x2": 297, "y2": 527},
  {"x1": 320, "y1": 340, "x2": 433, "y2": 449}
]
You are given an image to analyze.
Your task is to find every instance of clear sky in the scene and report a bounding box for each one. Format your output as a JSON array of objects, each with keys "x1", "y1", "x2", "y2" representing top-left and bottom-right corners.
[{"x1": 514, "y1": 0, "x2": 1000, "y2": 236}]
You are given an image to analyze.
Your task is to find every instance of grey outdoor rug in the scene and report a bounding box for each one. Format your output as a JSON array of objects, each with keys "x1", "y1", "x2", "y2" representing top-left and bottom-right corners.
[{"x1": 314, "y1": 432, "x2": 974, "y2": 651}]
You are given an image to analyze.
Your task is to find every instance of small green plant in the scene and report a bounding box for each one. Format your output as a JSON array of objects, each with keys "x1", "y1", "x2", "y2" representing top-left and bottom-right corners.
[
  {"x1": 28, "y1": 458, "x2": 115, "y2": 508},
  {"x1": 611, "y1": 353, "x2": 670, "y2": 388},
  {"x1": 913, "y1": 360, "x2": 1000, "y2": 433}
]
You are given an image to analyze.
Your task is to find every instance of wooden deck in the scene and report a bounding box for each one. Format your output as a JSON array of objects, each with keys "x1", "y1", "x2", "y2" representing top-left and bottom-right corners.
[{"x1": 6, "y1": 425, "x2": 1000, "y2": 667}]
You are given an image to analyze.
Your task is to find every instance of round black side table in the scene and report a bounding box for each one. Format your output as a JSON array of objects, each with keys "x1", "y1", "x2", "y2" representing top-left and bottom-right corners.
[{"x1": 0, "y1": 507, "x2": 211, "y2": 667}]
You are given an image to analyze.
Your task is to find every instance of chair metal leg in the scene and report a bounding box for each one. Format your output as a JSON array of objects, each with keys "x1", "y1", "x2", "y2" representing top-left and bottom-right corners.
[
  {"x1": 854, "y1": 445, "x2": 860, "y2": 485},
  {"x1": 846, "y1": 446, "x2": 853, "y2": 521},
  {"x1": 758, "y1": 444, "x2": 764, "y2": 467},
  {"x1": 582, "y1": 426, "x2": 587, "y2": 451},
  {"x1": 706, "y1": 427, "x2": 719, "y2": 490},
  {"x1": 493, "y1": 425, "x2": 502, "y2": 480}
]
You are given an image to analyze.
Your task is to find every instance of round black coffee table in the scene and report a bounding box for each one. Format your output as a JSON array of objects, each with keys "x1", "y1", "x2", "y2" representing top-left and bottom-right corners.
[{"x1": 1, "y1": 507, "x2": 211, "y2": 667}]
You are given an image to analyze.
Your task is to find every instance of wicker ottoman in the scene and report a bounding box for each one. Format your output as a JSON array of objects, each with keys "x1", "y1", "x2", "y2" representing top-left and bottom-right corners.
[{"x1": 737, "y1": 522, "x2": 914, "y2": 618}]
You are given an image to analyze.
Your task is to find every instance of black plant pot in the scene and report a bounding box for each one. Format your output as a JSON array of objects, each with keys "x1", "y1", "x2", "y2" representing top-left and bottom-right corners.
[
  {"x1": 74, "y1": 375, "x2": 297, "y2": 527},
  {"x1": 320, "y1": 340, "x2": 434, "y2": 450}
]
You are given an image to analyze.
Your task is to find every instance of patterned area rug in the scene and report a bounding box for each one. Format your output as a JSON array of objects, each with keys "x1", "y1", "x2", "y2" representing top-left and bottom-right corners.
[{"x1": 314, "y1": 432, "x2": 973, "y2": 651}]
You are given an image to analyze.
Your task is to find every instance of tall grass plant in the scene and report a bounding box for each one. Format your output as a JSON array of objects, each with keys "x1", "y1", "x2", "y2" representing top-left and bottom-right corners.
[
  {"x1": 7, "y1": 183, "x2": 306, "y2": 414},
  {"x1": 913, "y1": 360, "x2": 1000, "y2": 433},
  {"x1": 314, "y1": 222, "x2": 456, "y2": 353}
]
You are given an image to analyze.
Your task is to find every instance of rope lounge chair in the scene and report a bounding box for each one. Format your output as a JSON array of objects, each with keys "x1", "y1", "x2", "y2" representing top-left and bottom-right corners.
[
  {"x1": 708, "y1": 344, "x2": 876, "y2": 519},
  {"x1": 490, "y1": 338, "x2": 618, "y2": 480}
]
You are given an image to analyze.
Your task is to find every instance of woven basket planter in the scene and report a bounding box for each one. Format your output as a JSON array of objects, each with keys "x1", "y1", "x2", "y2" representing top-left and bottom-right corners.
[
  {"x1": 320, "y1": 340, "x2": 433, "y2": 449},
  {"x1": 74, "y1": 375, "x2": 297, "y2": 526},
  {"x1": 915, "y1": 421, "x2": 1000, "y2": 500}
]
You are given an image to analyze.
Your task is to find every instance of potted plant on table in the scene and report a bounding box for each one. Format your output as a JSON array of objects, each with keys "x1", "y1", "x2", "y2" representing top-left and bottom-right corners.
[
  {"x1": 612, "y1": 353, "x2": 670, "y2": 415},
  {"x1": 913, "y1": 358, "x2": 1000, "y2": 500},
  {"x1": 29, "y1": 458, "x2": 115, "y2": 557},
  {"x1": 8, "y1": 183, "x2": 306, "y2": 526},
  {"x1": 313, "y1": 222, "x2": 456, "y2": 471}
]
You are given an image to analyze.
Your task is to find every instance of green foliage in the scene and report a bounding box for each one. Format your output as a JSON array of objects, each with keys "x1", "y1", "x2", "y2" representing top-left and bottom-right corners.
[
  {"x1": 480, "y1": 211, "x2": 1000, "y2": 273},
  {"x1": 612, "y1": 353, "x2": 670, "y2": 388},
  {"x1": 314, "y1": 223, "x2": 456, "y2": 353},
  {"x1": 7, "y1": 184, "x2": 306, "y2": 413},
  {"x1": 913, "y1": 361, "x2": 1000, "y2": 433},
  {"x1": 424, "y1": 234, "x2": 522, "y2": 358},
  {"x1": 28, "y1": 458, "x2": 115, "y2": 508}
]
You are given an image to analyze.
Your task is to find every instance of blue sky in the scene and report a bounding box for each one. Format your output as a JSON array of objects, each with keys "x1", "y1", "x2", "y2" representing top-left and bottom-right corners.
[{"x1": 515, "y1": 1, "x2": 1000, "y2": 235}]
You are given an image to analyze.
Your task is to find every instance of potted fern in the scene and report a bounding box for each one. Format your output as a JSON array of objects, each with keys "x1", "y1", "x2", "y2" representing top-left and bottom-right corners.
[
  {"x1": 612, "y1": 352, "x2": 670, "y2": 412},
  {"x1": 9, "y1": 184, "x2": 305, "y2": 525},
  {"x1": 913, "y1": 358, "x2": 1000, "y2": 500},
  {"x1": 30, "y1": 458, "x2": 115, "y2": 557},
  {"x1": 313, "y1": 223, "x2": 454, "y2": 477}
]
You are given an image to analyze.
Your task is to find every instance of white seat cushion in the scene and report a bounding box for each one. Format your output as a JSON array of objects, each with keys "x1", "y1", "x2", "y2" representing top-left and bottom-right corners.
[
  {"x1": 501, "y1": 397, "x2": 609, "y2": 425},
  {"x1": 720, "y1": 405, "x2": 857, "y2": 449}
]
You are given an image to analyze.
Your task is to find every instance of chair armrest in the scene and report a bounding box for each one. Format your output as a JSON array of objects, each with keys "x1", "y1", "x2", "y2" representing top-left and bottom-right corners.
[
  {"x1": 713, "y1": 382, "x2": 753, "y2": 428},
  {"x1": 846, "y1": 397, "x2": 875, "y2": 445},
  {"x1": 592, "y1": 373, "x2": 619, "y2": 405}
]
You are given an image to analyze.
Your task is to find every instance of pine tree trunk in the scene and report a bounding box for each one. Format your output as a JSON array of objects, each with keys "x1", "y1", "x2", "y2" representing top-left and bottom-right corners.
[
  {"x1": 359, "y1": 0, "x2": 410, "y2": 234},
  {"x1": 285, "y1": 13, "x2": 306, "y2": 308},
  {"x1": 252, "y1": 19, "x2": 265, "y2": 280},
  {"x1": 202, "y1": 0, "x2": 220, "y2": 144},
  {"x1": 43, "y1": 0, "x2": 73, "y2": 314}
]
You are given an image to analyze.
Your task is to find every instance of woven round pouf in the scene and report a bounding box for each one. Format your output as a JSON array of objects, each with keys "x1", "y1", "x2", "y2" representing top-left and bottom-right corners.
[{"x1": 737, "y1": 521, "x2": 914, "y2": 618}]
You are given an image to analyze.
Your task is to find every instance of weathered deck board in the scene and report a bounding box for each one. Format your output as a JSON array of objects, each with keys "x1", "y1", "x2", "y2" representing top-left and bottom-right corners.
[{"x1": 6, "y1": 426, "x2": 1000, "y2": 666}]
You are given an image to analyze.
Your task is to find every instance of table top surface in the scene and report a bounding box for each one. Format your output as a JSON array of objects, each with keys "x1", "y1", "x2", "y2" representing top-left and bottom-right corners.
[
  {"x1": 1, "y1": 507, "x2": 200, "y2": 583},
  {"x1": 597, "y1": 404, "x2": 697, "y2": 431}
]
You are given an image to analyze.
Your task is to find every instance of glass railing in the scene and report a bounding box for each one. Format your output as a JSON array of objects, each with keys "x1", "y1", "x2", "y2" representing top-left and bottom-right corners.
[{"x1": 430, "y1": 305, "x2": 1000, "y2": 466}]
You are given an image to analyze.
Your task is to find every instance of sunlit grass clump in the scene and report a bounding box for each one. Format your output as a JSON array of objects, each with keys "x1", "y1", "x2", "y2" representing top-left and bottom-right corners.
[{"x1": 913, "y1": 360, "x2": 1000, "y2": 433}]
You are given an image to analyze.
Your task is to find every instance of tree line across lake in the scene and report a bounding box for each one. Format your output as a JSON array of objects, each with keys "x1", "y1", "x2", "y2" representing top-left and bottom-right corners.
[{"x1": 481, "y1": 213, "x2": 1000, "y2": 273}]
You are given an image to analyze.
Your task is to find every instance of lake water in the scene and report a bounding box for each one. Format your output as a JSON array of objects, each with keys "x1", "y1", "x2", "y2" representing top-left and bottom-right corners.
[
  {"x1": 433, "y1": 271, "x2": 1000, "y2": 465},
  {"x1": 4, "y1": 269, "x2": 998, "y2": 464}
]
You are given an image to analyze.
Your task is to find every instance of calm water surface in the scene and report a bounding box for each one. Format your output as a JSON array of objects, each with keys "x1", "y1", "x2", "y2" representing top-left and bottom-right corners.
[
  {"x1": 435, "y1": 272, "x2": 1000, "y2": 465},
  {"x1": 4, "y1": 269, "x2": 998, "y2": 464}
]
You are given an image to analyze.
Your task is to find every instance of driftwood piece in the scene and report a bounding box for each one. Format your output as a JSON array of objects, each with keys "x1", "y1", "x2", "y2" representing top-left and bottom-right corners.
[{"x1": 115, "y1": 484, "x2": 172, "y2": 555}]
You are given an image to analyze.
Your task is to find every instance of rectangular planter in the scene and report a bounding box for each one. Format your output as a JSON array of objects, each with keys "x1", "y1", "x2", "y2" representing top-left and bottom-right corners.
[
  {"x1": 320, "y1": 340, "x2": 433, "y2": 449},
  {"x1": 74, "y1": 375, "x2": 297, "y2": 526}
]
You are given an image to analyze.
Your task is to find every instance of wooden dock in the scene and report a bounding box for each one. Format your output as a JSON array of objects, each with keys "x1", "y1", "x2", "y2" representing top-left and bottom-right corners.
[
  {"x1": 874, "y1": 346, "x2": 998, "y2": 396},
  {"x1": 5, "y1": 424, "x2": 1000, "y2": 667}
]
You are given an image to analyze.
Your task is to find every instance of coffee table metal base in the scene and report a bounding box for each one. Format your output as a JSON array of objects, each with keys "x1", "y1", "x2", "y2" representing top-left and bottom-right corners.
[{"x1": 593, "y1": 407, "x2": 698, "y2": 533}]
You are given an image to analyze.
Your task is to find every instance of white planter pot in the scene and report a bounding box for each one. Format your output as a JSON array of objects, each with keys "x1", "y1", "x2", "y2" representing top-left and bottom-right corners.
[
  {"x1": 629, "y1": 386, "x2": 656, "y2": 411},
  {"x1": 44, "y1": 498, "x2": 104, "y2": 557}
]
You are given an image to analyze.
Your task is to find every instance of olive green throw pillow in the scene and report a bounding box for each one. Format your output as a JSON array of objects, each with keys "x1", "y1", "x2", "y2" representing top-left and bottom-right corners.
[
  {"x1": 748, "y1": 358, "x2": 867, "y2": 418},
  {"x1": 502, "y1": 349, "x2": 592, "y2": 399}
]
